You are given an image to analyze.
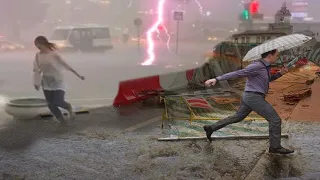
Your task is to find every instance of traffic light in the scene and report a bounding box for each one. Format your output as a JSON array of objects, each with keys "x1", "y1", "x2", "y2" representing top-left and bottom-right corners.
[
  {"x1": 239, "y1": 1, "x2": 262, "y2": 21},
  {"x1": 249, "y1": 0, "x2": 259, "y2": 14},
  {"x1": 242, "y1": 9, "x2": 250, "y2": 20},
  {"x1": 240, "y1": 2, "x2": 251, "y2": 21}
]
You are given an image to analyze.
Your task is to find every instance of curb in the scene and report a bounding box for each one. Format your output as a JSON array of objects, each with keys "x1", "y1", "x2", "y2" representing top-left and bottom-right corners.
[
  {"x1": 244, "y1": 137, "x2": 295, "y2": 180},
  {"x1": 158, "y1": 134, "x2": 289, "y2": 142},
  {"x1": 39, "y1": 104, "x2": 106, "y2": 118},
  {"x1": 244, "y1": 149, "x2": 269, "y2": 180}
]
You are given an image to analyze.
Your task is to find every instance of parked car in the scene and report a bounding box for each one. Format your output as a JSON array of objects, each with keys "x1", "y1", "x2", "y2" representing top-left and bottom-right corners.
[{"x1": 0, "y1": 41, "x2": 25, "y2": 52}]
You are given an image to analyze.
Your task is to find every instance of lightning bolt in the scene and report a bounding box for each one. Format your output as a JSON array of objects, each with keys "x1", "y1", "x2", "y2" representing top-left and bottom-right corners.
[
  {"x1": 157, "y1": 24, "x2": 171, "y2": 51},
  {"x1": 194, "y1": 0, "x2": 204, "y2": 16},
  {"x1": 156, "y1": 29, "x2": 163, "y2": 42},
  {"x1": 142, "y1": 0, "x2": 166, "y2": 66},
  {"x1": 163, "y1": 25, "x2": 171, "y2": 52}
]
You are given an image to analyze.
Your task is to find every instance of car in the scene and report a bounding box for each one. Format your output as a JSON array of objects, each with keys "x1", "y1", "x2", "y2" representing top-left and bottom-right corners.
[
  {"x1": 207, "y1": 36, "x2": 219, "y2": 41},
  {"x1": 131, "y1": 36, "x2": 147, "y2": 43},
  {"x1": 0, "y1": 41, "x2": 25, "y2": 52},
  {"x1": 50, "y1": 24, "x2": 113, "y2": 51}
]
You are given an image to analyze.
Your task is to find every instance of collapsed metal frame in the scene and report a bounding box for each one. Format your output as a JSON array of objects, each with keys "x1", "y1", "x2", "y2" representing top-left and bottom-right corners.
[{"x1": 161, "y1": 93, "x2": 265, "y2": 128}]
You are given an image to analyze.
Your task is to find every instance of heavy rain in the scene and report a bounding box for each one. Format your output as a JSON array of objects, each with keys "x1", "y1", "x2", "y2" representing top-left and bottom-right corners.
[{"x1": 1, "y1": 0, "x2": 320, "y2": 179}]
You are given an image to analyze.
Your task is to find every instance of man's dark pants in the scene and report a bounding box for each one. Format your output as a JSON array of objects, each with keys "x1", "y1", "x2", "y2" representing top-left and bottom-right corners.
[{"x1": 210, "y1": 92, "x2": 281, "y2": 148}]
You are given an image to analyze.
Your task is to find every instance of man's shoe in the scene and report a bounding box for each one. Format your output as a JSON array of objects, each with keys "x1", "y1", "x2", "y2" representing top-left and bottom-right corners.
[
  {"x1": 203, "y1": 125, "x2": 214, "y2": 142},
  {"x1": 269, "y1": 147, "x2": 294, "y2": 155}
]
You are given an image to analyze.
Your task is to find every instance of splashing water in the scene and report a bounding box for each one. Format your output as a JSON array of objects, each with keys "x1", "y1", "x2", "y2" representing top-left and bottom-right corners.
[{"x1": 0, "y1": 94, "x2": 9, "y2": 107}]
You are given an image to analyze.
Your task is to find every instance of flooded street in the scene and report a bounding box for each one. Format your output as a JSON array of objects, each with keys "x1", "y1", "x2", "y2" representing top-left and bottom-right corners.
[
  {"x1": 0, "y1": 105, "x2": 267, "y2": 180},
  {"x1": 0, "y1": 42, "x2": 212, "y2": 107},
  {"x1": 1, "y1": 47, "x2": 320, "y2": 179},
  {"x1": 2, "y1": 0, "x2": 320, "y2": 179},
  {"x1": 247, "y1": 122, "x2": 320, "y2": 180},
  {"x1": 1, "y1": 104, "x2": 320, "y2": 179}
]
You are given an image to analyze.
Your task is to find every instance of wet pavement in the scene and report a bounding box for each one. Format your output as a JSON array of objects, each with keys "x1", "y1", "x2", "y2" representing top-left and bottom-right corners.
[
  {"x1": 245, "y1": 122, "x2": 320, "y2": 180},
  {"x1": 1, "y1": 45, "x2": 320, "y2": 179},
  {"x1": 0, "y1": 102, "x2": 320, "y2": 179},
  {"x1": 0, "y1": 42, "x2": 213, "y2": 107}
]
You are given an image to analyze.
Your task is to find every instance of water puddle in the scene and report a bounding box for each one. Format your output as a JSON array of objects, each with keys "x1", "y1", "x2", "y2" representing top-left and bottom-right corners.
[{"x1": 263, "y1": 154, "x2": 303, "y2": 179}]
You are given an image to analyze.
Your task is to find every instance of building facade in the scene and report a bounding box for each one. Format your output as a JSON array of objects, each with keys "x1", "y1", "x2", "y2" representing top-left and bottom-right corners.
[{"x1": 291, "y1": 0, "x2": 309, "y2": 20}]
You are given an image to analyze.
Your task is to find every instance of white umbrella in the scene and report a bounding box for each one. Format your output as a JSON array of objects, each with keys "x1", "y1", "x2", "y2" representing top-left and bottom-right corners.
[{"x1": 243, "y1": 34, "x2": 312, "y2": 62}]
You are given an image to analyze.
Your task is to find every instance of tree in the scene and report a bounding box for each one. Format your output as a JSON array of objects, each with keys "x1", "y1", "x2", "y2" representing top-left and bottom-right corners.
[{"x1": 0, "y1": 0, "x2": 49, "y2": 40}]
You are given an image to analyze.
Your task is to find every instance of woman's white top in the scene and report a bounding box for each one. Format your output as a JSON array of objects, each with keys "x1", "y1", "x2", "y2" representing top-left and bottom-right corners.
[{"x1": 33, "y1": 51, "x2": 66, "y2": 91}]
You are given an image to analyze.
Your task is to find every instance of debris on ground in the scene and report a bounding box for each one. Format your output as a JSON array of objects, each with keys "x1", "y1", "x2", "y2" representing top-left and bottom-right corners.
[
  {"x1": 210, "y1": 97, "x2": 240, "y2": 104},
  {"x1": 283, "y1": 88, "x2": 312, "y2": 105},
  {"x1": 2, "y1": 173, "x2": 26, "y2": 180},
  {"x1": 269, "y1": 64, "x2": 318, "y2": 121},
  {"x1": 231, "y1": 64, "x2": 318, "y2": 120},
  {"x1": 305, "y1": 79, "x2": 315, "y2": 85},
  {"x1": 289, "y1": 76, "x2": 320, "y2": 121}
]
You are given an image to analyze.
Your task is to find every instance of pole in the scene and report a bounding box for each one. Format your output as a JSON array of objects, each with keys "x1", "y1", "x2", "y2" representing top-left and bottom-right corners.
[
  {"x1": 176, "y1": 20, "x2": 179, "y2": 54},
  {"x1": 248, "y1": 18, "x2": 253, "y2": 30},
  {"x1": 137, "y1": 26, "x2": 140, "y2": 54}
]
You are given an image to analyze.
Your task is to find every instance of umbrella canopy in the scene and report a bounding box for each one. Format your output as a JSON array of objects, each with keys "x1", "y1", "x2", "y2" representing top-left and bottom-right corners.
[{"x1": 243, "y1": 34, "x2": 312, "y2": 62}]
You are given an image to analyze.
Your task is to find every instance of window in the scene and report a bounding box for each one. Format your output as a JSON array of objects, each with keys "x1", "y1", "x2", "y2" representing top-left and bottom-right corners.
[
  {"x1": 81, "y1": 31, "x2": 88, "y2": 38},
  {"x1": 70, "y1": 29, "x2": 81, "y2": 41},
  {"x1": 245, "y1": 37, "x2": 250, "y2": 43},
  {"x1": 234, "y1": 38, "x2": 238, "y2": 43},
  {"x1": 241, "y1": 37, "x2": 245, "y2": 43},
  {"x1": 92, "y1": 28, "x2": 111, "y2": 39},
  {"x1": 261, "y1": 36, "x2": 266, "y2": 42},
  {"x1": 256, "y1": 36, "x2": 260, "y2": 43},
  {"x1": 266, "y1": 36, "x2": 271, "y2": 40},
  {"x1": 51, "y1": 29, "x2": 70, "y2": 40}
]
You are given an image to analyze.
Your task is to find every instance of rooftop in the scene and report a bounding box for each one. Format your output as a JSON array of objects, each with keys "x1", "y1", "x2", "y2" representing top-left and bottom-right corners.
[
  {"x1": 232, "y1": 30, "x2": 286, "y2": 37},
  {"x1": 55, "y1": 24, "x2": 110, "y2": 29}
]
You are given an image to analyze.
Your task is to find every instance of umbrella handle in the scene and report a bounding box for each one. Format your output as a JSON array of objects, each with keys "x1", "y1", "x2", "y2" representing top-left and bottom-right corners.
[
  {"x1": 285, "y1": 50, "x2": 310, "y2": 68},
  {"x1": 285, "y1": 56, "x2": 300, "y2": 68},
  {"x1": 278, "y1": 57, "x2": 285, "y2": 67}
]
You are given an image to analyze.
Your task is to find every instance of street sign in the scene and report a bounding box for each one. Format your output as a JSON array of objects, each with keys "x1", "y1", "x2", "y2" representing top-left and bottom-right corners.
[
  {"x1": 173, "y1": 11, "x2": 183, "y2": 54},
  {"x1": 134, "y1": 18, "x2": 142, "y2": 26},
  {"x1": 173, "y1": 11, "x2": 184, "y2": 21}
]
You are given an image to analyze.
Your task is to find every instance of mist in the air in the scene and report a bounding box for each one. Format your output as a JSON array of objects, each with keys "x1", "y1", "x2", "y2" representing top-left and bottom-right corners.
[{"x1": 0, "y1": 0, "x2": 318, "y2": 44}]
